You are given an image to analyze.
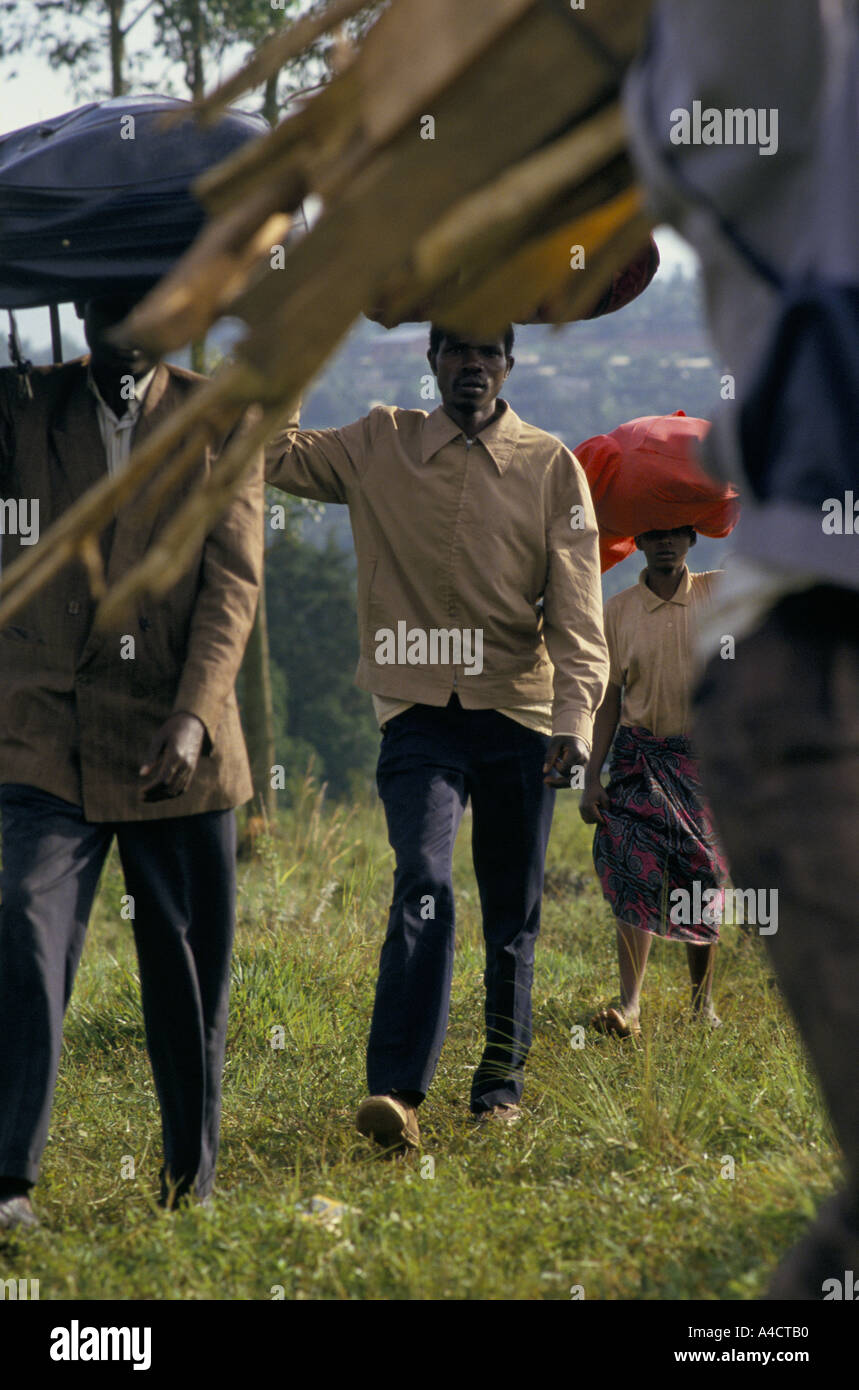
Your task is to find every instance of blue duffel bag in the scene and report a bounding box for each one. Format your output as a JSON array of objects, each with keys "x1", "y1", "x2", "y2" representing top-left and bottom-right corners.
[{"x1": 0, "y1": 95, "x2": 267, "y2": 310}]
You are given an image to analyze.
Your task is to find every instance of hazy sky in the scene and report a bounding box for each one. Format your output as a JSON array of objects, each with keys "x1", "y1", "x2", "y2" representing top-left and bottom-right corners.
[{"x1": 1, "y1": 34, "x2": 701, "y2": 355}]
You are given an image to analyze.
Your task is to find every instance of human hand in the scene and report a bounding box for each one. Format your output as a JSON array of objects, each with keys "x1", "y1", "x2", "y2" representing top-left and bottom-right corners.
[
  {"x1": 139, "y1": 712, "x2": 206, "y2": 801},
  {"x1": 542, "y1": 734, "x2": 589, "y2": 789},
  {"x1": 578, "y1": 781, "x2": 610, "y2": 824}
]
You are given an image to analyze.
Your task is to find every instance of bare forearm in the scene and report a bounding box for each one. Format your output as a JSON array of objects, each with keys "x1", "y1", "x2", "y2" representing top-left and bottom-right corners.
[{"x1": 585, "y1": 683, "x2": 622, "y2": 786}]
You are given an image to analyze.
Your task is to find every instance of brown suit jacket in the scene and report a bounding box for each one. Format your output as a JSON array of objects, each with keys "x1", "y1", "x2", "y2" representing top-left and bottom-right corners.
[{"x1": 0, "y1": 358, "x2": 263, "y2": 820}]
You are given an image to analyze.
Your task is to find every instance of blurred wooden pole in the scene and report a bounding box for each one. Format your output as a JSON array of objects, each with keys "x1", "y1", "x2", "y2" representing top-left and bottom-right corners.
[{"x1": 49, "y1": 304, "x2": 63, "y2": 363}]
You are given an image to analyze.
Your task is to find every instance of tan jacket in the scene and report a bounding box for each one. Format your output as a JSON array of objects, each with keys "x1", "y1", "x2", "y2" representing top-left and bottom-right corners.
[
  {"x1": 265, "y1": 401, "x2": 608, "y2": 743},
  {"x1": 0, "y1": 359, "x2": 263, "y2": 820}
]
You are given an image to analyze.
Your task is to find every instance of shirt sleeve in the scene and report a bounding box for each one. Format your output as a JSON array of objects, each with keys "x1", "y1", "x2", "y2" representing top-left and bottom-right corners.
[
  {"x1": 265, "y1": 402, "x2": 371, "y2": 503},
  {"x1": 542, "y1": 446, "x2": 611, "y2": 745},
  {"x1": 604, "y1": 598, "x2": 626, "y2": 689}
]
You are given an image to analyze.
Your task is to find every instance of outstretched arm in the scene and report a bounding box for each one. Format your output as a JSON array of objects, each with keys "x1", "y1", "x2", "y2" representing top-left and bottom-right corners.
[{"x1": 265, "y1": 402, "x2": 370, "y2": 503}]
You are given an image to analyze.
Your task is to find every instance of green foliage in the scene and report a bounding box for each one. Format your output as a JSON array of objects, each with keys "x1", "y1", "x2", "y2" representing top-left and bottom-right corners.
[
  {"x1": 264, "y1": 531, "x2": 379, "y2": 800},
  {"x1": 0, "y1": 0, "x2": 333, "y2": 107},
  {"x1": 0, "y1": 793, "x2": 837, "y2": 1300}
]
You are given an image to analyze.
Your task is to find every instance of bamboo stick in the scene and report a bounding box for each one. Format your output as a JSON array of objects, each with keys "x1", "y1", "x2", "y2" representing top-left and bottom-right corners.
[
  {"x1": 0, "y1": 0, "x2": 657, "y2": 628},
  {"x1": 414, "y1": 108, "x2": 627, "y2": 281},
  {"x1": 0, "y1": 369, "x2": 249, "y2": 626},
  {"x1": 121, "y1": 205, "x2": 292, "y2": 354},
  {"x1": 95, "y1": 398, "x2": 292, "y2": 627},
  {"x1": 196, "y1": 0, "x2": 538, "y2": 219},
  {"x1": 188, "y1": 0, "x2": 378, "y2": 126},
  {"x1": 426, "y1": 189, "x2": 649, "y2": 335},
  {"x1": 367, "y1": 106, "x2": 629, "y2": 325}
]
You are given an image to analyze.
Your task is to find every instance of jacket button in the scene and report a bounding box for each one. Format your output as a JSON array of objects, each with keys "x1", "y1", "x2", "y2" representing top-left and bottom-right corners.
[{"x1": 67, "y1": 600, "x2": 81, "y2": 615}]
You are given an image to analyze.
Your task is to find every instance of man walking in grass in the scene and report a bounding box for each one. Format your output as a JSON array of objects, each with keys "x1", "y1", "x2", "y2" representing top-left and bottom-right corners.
[
  {"x1": 266, "y1": 324, "x2": 608, "y2": 1150},
  {"x1": 0, "y1": 294, "x2": 263, "y2": 1228},
  {"x1": 579, "y1": 526, "x2": 727, "y2": 1036}
]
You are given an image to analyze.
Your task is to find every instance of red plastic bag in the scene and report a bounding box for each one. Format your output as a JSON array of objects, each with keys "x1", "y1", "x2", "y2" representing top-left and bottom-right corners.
[{"x1": 574, "y1": 411, "x2": 740, "y2": 571}]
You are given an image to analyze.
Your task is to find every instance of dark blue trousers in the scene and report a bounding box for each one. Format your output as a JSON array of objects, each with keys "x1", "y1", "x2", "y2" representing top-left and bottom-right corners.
[
  {"x1": 367, "y1": 697, "x2": 555, "y2": 1112},
  {"x1": 0, "y1": 784, "x2": 236, "y2": 1201}
]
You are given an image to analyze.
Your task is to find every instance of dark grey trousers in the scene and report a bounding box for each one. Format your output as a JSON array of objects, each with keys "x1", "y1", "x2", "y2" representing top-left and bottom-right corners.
[
  {"x1": 368, "y1": 698, "x2": 555, "y2": 1111},
  {"x1": 0, "y1": 784, "x2": 236, "y2": 1202}
]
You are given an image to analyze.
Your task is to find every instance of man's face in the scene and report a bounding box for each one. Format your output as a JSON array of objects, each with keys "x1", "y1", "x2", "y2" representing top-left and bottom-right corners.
[
  {"x1": 78, "y1": 294, "x2": 156, "y2": 378},
  {"x1": 428, "y1": 332, "x2": 512, "y2": 414},
  {"x1": 635, "y1": 528, "x2": 694, "y2": 571}
]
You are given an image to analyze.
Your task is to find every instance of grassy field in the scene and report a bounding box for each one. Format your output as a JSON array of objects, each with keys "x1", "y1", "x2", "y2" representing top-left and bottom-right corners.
[{"x1": 0, "y1": 774, "x2": 839, "y2": 1301}]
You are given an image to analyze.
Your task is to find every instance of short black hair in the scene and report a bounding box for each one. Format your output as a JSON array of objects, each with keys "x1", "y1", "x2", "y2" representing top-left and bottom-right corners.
[{"x1": 428, "y1": 323, "x2": 515, "y2": 358}]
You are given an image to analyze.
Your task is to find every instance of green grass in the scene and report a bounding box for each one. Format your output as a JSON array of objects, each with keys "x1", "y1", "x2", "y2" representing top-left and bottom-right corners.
[{"x1": 0, "y1": 775, "x2": 839, "y2": 1300}]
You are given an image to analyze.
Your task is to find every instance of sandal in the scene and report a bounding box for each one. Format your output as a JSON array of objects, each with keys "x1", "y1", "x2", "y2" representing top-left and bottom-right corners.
[{"x1": 590, "y1": 1006, "x2": 641, "y2": 1038}]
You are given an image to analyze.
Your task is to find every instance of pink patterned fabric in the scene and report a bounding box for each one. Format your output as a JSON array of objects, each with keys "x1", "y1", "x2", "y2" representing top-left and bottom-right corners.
[{"x1": 593, "y1": 725, "x2": 728, "y2": 943}]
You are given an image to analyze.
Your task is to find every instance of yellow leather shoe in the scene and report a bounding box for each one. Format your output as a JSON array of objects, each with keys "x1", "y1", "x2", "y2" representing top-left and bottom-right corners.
[{"x1": 356, "y1": 1094, "x2": 420, "y2": 1151}]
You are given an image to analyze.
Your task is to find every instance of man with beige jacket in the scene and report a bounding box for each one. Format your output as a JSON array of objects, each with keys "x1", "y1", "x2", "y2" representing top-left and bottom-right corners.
[
  {"x1": 266, "y1": 324, "x2": 608, "y2": 1150},
  {"x1": 0, "y1": 294, "x2": 263, "y2": 1227}
]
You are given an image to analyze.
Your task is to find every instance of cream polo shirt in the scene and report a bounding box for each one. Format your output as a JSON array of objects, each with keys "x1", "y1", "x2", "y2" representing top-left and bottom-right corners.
[{"x1": 605, "y1": 567, "x2": 721, "y2": 738}]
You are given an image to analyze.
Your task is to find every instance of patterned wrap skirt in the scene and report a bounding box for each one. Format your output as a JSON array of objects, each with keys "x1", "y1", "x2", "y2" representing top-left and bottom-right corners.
[{"x1": 593, "y1": 724, "x2": 729, "y2": 943}]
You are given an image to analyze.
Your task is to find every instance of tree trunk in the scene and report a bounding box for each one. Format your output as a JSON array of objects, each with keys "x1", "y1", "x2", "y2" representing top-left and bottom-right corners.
[
  {"x1": 183, "y1": 0, "x2": 206, "y2": 100},
  {"x1": 108, "y1": 0, "x2": 126, "y2": 95}
]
